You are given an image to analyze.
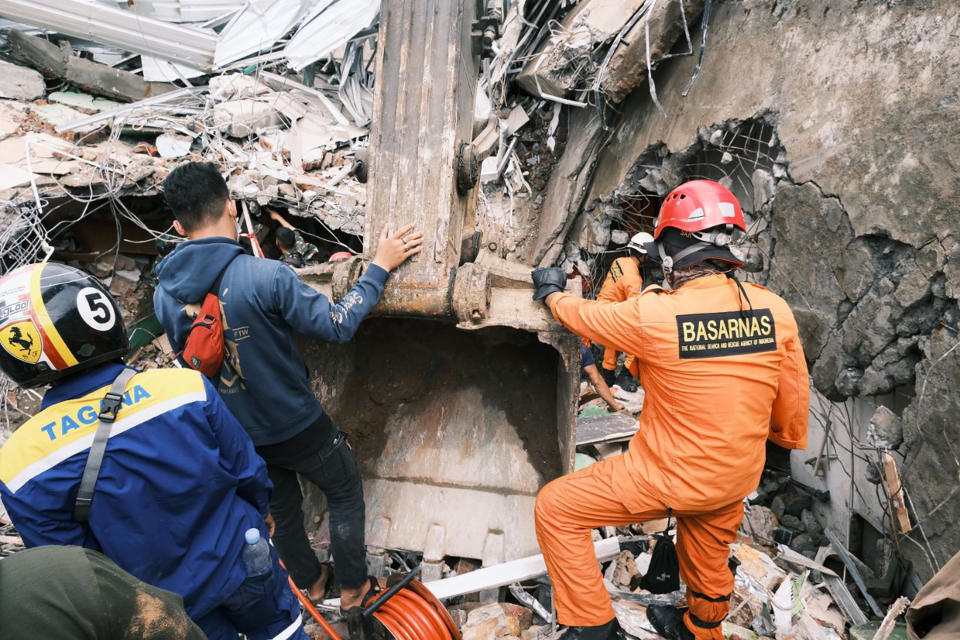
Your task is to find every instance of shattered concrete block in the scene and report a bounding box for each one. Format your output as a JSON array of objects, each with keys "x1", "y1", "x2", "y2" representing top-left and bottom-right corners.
[
  {"x1": 0, "y1": 60, "x2": 45, "y2": 101},
  {"x1": 780, "y1": 514, "x2": 803, "y2": 531},
  {"x1": 209, "y1": 73, "x2": 272, "y2": 101},
  {"x1": 791, "y1": 533, "x2": 816, "y2": 554},
  {"x1": 517, "y1": 0, "x2": 649, "y2": 99},
  {"x1": 599, "y1": 0, "x2": 706, "y2": 103},
  {"x1": 752, "y1": 169, "x2": 776, "y2": 211},
  {"x1": 521, "y1": 625, "x2": 548, "y2": 640},
  {"x1": 611, "y1": 550, "x2": 640, "y2": 587},
  {"x1": 499, "y1": 603, "x2": 533, "y2": 632},
  {"x1": 741, "y1": 505, "x2": 778, "y2": 542},
  {"x1": 460, "y1": 603, "x2": 515, "y2": 640},
  {"x1": 770, "y1": 495, "x2": 786, "y2": 521},
  {"x1": 866, "y1": 406, "x2": 903, "y2": 450},
  {"x1": 801, "y1": 509, "x2": 820, "y2": 535},
  {"x1": 213, "y1": 99, "x2": 282, "y2": 138}
]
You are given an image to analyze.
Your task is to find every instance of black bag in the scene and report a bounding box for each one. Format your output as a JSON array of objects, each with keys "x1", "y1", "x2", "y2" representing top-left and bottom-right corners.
[{"x1": 639, "y1": 512, "x2": 680, "y2": 594}]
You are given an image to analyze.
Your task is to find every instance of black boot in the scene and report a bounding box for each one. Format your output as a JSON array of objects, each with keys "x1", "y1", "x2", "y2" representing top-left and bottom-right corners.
[
  {"x1": 613, "y1": 370, "x2": 638, "y2": 392},
  {"x1": 646, "y1": 605, "x2": 695, "y2": 640},
  {"x1": 600, "y1": 366, "x2": 617, "y2": 388},
  {"x1": 562, "y1": 617, "x2": 623, "y2": 640}
]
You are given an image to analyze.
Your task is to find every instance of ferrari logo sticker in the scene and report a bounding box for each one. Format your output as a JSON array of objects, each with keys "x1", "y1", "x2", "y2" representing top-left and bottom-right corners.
[{"x1": 0, "y1": 319, "x2": 42, "y2": 364}]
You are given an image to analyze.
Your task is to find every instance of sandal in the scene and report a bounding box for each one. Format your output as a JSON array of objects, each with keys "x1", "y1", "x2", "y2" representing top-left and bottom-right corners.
[
  {"x1": 306, "y1": 563, "x2": 335, "y2": 606},
  {"x1": 342, "y1": 577, "x2": 384, "y2": 640},
  {"x1": 339, "y1": 576, "x2": 383, "y2": 614}
]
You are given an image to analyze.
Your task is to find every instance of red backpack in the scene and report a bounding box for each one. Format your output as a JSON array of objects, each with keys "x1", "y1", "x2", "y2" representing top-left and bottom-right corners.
[{"x1": 179, "y1": 264, "x2": 231, "y2": 380}]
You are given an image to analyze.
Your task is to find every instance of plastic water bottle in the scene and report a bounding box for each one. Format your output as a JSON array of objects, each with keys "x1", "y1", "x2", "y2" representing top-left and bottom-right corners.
[{"x1": 241, "y1": 528, "x2": 271, "y2": 577}]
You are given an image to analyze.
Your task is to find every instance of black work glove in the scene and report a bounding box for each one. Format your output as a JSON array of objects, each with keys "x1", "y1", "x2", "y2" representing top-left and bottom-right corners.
[{"x1": 531, "y1": 267, "x2": 567, "y2": 301}]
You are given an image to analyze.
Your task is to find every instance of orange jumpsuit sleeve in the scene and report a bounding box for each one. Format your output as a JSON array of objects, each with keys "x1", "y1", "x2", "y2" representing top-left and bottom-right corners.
[
  {"x1": 547, "y1": 293, "x2": 644, "y2": 361},
  {"x1": 769, "y1": 316, "x2": 810, "y2": 450}
]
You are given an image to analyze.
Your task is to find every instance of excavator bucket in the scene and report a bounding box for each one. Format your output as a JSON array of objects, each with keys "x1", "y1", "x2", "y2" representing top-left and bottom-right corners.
[{"x1": 300, "y1": 0, "x2": 579, "y2": 569}]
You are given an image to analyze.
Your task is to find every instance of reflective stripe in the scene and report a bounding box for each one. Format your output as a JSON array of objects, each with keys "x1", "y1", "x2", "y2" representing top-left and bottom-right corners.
[
  {"x1": 4, "y1": 391, "x2": 205, "y2": 492},
  {"x1": 29, "y1": 264, "x2": 79, "y2": 368},
  {"x1": 270, "y1": 615, "x2": 303, "y2": 640}
]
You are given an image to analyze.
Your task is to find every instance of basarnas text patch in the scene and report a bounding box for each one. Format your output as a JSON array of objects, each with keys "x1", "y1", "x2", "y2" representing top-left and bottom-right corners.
[{"x1": 675, "y1": 309, "x2": 777, "y2": 359}]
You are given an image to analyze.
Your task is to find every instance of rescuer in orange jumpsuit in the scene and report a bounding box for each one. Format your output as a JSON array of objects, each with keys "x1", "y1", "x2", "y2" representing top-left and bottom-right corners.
[
  {"x1": 530, "y1": 180, "x2": 809, "y2": 640},
  {"x1": 596, "y1": 232, "x2": 653, "y2": 391}
]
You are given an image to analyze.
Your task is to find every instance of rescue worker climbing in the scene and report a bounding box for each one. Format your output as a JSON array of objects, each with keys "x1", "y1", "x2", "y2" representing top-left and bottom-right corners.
[
  {"x1": 530, "y1": 180, "x2": 809, "y2": 640},
  {"x1": 154, "y1": 162, "x2": 423, "y2": 614},
  {"x1": 0, "y1": 263, "x2": 308, "y2": 640},
  {"x1": 595, "y1": 231, "x2": 653, "y2": 391}
]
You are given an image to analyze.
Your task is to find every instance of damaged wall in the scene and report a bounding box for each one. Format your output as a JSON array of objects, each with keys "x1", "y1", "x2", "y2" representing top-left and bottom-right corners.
[{"x1": 572, "y1": 0, "x2": 960, "y2": 579}]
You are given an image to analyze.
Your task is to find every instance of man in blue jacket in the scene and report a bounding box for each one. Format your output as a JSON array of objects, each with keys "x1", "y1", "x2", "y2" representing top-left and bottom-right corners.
[
  {"x1": 154, "y1": 162, "x2": 422, "y2": 609},
  {"x1": 0, "y1": 262, "x2": 308, "y2": 640}
]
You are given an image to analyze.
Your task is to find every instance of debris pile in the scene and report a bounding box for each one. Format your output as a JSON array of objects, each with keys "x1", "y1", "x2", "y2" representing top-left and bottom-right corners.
[{"x1": 0, "y1": 2, "x2": 381, "y2": 428}]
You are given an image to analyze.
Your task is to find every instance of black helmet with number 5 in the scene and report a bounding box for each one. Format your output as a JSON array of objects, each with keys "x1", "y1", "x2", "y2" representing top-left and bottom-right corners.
[{"x1": 0, "y1": 262, "x2": 127, "y2": 388}]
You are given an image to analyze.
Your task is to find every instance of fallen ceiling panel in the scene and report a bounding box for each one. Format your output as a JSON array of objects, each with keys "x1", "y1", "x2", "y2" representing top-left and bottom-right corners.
[
  {"x1": 140, "y1": 55, "x2": 206, "y2": 83},
  {"x1": 283, "y1": 0, "x2": 379, "y2": 71},
  {"x1": 213, "y1": 0, "x2": 312, "y2": 69},
  {"x1": 0, "y1": 0, "x2": 218, "y2": 69}
]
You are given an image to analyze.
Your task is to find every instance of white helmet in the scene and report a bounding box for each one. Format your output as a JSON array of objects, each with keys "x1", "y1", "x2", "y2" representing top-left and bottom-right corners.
[{"x1": 626, "y1": 232, "x2": 654, "y2": 255}]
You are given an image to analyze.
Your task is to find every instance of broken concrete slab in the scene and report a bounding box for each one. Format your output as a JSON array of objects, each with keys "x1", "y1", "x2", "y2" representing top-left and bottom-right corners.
[
  {"x1": 598, "y1": 0, "x2": 706, "y2": 103},
  {"x1": 5, "y1": 29, "x2": 175, "y2": 102},
  {"x1": 0, "y1": 59, "x2": 45, "y2": 101},
  {"x1": 48, "y1": 91, "x2": 122, "y2": 113},
  {"x1": 517, "y1": 0, "x2": 649, "y2": 100},
  {"x1": 0, "y1": 102, "x2": 27, "y2": 141},
  {"x1": 0, "y1": 164, "x2": 35, "y2": 190},
  {"x1": 213, "y1": 100, "x2": 282, "y2": 138},
  {"x1": 29, "y1": 103, "x2": 98, "y2": 134}
]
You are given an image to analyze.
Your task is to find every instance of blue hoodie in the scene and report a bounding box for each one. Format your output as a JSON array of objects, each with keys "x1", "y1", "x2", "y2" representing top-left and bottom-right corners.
[{"x1": 153, "y1": 237, "x2": 388, "y2": 446}]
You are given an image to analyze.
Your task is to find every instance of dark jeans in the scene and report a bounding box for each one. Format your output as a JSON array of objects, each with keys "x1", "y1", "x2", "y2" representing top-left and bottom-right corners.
[
  {"x1": 195, "y1": 545, "x2": 308, "y2": 640},
  {"x1": 257, "y1": 421, "x2": 368, "y2": 592}
]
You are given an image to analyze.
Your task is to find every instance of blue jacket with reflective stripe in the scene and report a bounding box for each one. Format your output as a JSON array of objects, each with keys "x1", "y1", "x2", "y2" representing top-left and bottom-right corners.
[{"x1": 0, "y1": 363, "x2": 271, "y2": 620}]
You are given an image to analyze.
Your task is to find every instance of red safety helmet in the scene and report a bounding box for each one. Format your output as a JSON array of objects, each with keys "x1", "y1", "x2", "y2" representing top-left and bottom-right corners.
[
  {"x1": 654, "y1": 179, "x2": 746, "y2": 239},
  {"x1": 652, "y1": 180, "x2": 746, "y2": 273}
]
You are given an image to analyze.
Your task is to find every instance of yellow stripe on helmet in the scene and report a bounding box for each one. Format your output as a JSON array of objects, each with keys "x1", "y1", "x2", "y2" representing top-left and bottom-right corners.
[{"x1": 30, "y1": 264, "x2": 79, "y2": 368}]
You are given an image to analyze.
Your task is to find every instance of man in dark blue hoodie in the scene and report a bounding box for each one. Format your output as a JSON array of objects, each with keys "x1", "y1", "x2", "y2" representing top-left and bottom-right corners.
[{"x1": 153, "y1": 162, "x2": 423, "y2": 610}]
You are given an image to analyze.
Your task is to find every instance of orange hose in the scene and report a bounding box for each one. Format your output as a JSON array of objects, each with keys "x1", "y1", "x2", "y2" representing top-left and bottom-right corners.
[
  {"x1": 278, "y1": 556, "x2": 456, "y2": 640},
  {"x1": 371, "y1": 580, "x2": 460, "y2": 640},
  {"x1": 278, "y1": 558, "x2": 342, "y2": 640}
]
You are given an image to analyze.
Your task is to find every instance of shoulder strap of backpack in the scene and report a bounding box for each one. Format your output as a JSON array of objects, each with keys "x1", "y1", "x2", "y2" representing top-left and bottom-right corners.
[
  {"x1": 73, "y1": 367, "x2": 139, "y2": 523},
  {"x1": 206, "y1": 258, "x2": 235, "y2": 301}
]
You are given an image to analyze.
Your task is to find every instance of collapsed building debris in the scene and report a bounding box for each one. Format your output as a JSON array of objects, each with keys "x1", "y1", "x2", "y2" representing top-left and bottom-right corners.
[{"x1": 1, "y1": 0, "x2": 959, "y2": 638}]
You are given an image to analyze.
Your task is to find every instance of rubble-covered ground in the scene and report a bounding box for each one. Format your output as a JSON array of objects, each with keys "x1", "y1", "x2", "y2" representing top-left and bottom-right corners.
[{"x1": 2, "y1": 0, "x2": 959, "y2": 639}]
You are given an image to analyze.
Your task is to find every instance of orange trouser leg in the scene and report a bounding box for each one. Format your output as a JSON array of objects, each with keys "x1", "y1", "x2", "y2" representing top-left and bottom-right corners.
[
  {"x1": 676, "y1": 501, "x2": 744, "y2": 640},
  {"x1": 601, "y1": 346, "x2": 618, "y2": 371},
  {"x1": 534, "y1": 455, "x2": 668, "y2": 627},
  {"x1": 623, "y1": 354, "x2": 635, "y2": 371}
]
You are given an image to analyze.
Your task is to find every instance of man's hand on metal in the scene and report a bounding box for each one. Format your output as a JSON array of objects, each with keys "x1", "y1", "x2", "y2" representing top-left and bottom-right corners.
[
  {"x1": 531, "y1": 267, "x2": 567, "y2": 301},
  {"x1": 372, "y1": 224, "x2": 424, "y2": 272}
]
